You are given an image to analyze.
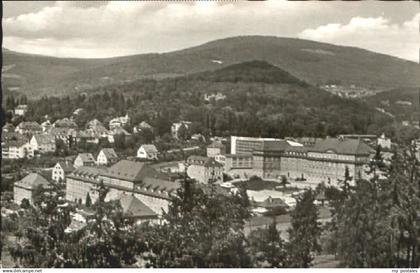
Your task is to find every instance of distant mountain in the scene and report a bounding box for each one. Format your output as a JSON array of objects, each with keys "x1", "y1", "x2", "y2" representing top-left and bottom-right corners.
[
  {"x1": 2, "y1": 36, "x2": 420, "y2": 98},
  {"x1": 22, "y1": 59, "x2": 389, "y2": 138}
]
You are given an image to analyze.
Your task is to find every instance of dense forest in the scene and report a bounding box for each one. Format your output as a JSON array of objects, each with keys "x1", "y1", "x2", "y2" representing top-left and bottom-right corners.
[{"x1": 3, "y1": 61, "x2": 417, "y2": 142}]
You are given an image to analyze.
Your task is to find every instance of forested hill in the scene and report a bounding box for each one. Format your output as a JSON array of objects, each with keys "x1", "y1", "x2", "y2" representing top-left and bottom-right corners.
[
  {"x1": 7, "y1": 60, "x2": 396, "y2": 139},
  {"x1": 3, "y1": 36, "x2": 420, "y2": 99}
]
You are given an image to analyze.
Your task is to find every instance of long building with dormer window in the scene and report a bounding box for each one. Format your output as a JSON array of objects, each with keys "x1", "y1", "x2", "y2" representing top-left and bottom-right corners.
[{"x1": 66, "y1": 160, "x2": 179, "y2": 215}]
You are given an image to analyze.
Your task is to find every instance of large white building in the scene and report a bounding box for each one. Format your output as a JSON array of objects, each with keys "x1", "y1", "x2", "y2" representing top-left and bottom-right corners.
[
  {"x1": 226, "y1": 136, "x2": 374, "y2": 187},
  {"x1": 230, "y1": 136, "x2": 282, "y2": 155}
]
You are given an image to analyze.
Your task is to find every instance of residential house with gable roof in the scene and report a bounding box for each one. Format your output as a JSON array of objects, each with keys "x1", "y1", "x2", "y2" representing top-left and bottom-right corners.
[
  {"x1": 29, "y1": 134, "x2": 56, "y2": 153},
  {"x1": 117, "y1": 193, "x2": 159, "y2": 224},
  {"x1": 14, "y1": 173, "x2": 52, "y2": 205},
  {"x1": 74, "y1": 153, "x2": 96, "y2": 168},
  {"x1": 97, "y1": 148, "x2": 119, "y2": 165},
  {"x1": 137, "y1": 144, "x2": 159, "y2": 160},
  {"x1": 52, "y1": 161, "x2": 75, "y2": 183}
]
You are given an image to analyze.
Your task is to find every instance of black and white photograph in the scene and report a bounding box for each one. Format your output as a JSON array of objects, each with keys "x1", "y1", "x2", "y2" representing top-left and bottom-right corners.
[{"x1": 1, "y1": 0, "x2": 419, "y2": 269}]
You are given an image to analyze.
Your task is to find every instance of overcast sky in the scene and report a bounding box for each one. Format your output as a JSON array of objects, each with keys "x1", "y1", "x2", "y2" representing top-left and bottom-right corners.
[{"x1": 3, "y1": 1, "x2": 420, "y2": 62}]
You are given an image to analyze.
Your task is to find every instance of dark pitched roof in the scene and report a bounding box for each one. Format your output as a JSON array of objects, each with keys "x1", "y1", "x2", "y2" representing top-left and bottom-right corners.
[
  {"x1": 76, "y1": 153, "x2": 95, "y2": 163},
  {"x1": 100, "y1": 148, "x2": 118, "y2": 159},
  {"x1": 104, "y1": 160, "x2": 167, "y2": 182},
  {"x1": 57, "y1": 161, "x2": 75, "y2": 173},
  {"x1": 33, "y1": 134, "x2": 55, "y2": 145},
  {"x1": 187, "y1": 155, "x2": 224, "y2": 168},
  {"x1": 118, "y1": 194, "x2": 157, "y2": 218},
  {"x1": 15, "y1": 173, "x2": 51, "y2": 190},
  {"x1": 310, "y1": 138, "x2": 374, "y2": 156},
  {"x1": 17, "y1": 121, "x2": 42, "y2": 131}
]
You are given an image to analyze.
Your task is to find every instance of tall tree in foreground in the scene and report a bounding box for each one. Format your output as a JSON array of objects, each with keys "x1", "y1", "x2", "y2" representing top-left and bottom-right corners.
[
  {"x1": 247, "y1": 220, "x2": 287, "y2": 267},
  {"x1": 286, "y1": 189, "x2": 321, "y2": 268},
  {"x1": 137, "y1": 178, "x2": 252, "y2": 268}
]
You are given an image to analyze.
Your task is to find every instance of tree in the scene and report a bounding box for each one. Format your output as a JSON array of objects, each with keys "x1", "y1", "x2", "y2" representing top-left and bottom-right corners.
[
  {"x1": 287, "y1": 189, "x2": 321, "y2": 268},
  {"x1": 248, "y1": 220, "x2": 287, "y2": 267},
  {"x1": 85, "y1": 193, "x2": 92, "y2": 207},
  {"x1": 20, "y1": 198, "x2": 31, "y2": 209},
  {"x1": 177, "y1": 124, "x2": 190, "y2": 141},
  {"x1": 279, "y1": 175, "x2": 290, "y2": 189},
  {"x1": 137, "y1": 178, "x2": 252, "y2": 267}
]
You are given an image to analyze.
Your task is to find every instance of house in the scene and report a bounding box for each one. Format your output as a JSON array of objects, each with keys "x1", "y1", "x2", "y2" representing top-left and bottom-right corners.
[
  {"x1": 74, "y1": 153, "x2": 96, "y2": 168},
  {"x1": 259, "y1": 196, "x2": 289, "y2": 211},
  {"x1": 97, "y1": 148, "x2": 118, "y2": 165},
  {"x1": 14, "y1": 105, "x2": 28, "y2": 116},
  {"x1": 41, "y1": 120, "x2": 52, "y2": 132},
  {"x1": 377, "y1": 133, "x2": 391, "y2": 150},
  {"x1": 109, "y1": 114, "x2": 130, "y2": 130},
  {"x1": 14, "y1": 173, "x2": 52, "y2": 205},
  {"x1": 117, "y1": 193, "x2": 158, "y2": 224},
  {"x1": 133, "y1": 121, "x2": 153, "y2": 133},
  {"x1": 15, "y1": 121, "x2": 42, "y2": 135},
  {"x1": 53, "y1": 118, "x2": 78, "y2": 129},
  {"x1": 2, "y1": 123, "x2": 16, "y2": 133},
  {"x1": 207, "y1": 141, "x2": 226, "y2": 158},
  {"x1": 171, "y1": 121, "x2": 192, "y2": 139},
  {"x1": 52, "y1": 161, "x2": 75, "y2": 183},
  {"x1": 29, "y1": 134, "x2": 56, "y2": 153},
  {"x1": 2, "y1": 133, "x2": 33, "y2": 159},
  {"x1": 137, "y1": 144, "x2": 159, "y2": 160},
  {"x1": 48, "y1": 127, "x2": 77, "y2": 145},
  {"x1": 186, "y1": 155, "x2": 224, "y2": 184}
]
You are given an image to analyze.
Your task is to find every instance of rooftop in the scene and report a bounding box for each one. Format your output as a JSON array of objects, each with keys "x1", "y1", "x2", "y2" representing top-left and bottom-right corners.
[
  {"x1": 15, "y1": 173, "x2": 51, "y2": 190},
  {"x1": 187, "y1": 155, "x2": 224, "y2": 168},
  {"x1": 310, "y1": 138, "x2": 374, "y2": 156},
  {"x1": 76, "y1": 153, "x2": 95, "y2": 163},
  {"x1": 32, "y1": 134, "x2": 55, "y2": 145},
  {"x1": 118, "y1": 194, "x2": 157, "y2": 218},
  {"x1": 100, "y1": 148, "x2": 118, "y2": 159},
  {"x1": 140, "y1": 144, "x2": 158, "y2": 153},
  {"x1": 104, "y1": 160, "x2": 168, "y2": 183}
]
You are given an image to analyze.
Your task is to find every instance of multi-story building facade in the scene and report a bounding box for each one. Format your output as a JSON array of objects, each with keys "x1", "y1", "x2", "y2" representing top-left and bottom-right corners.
[
  {"x1": 186, "y1": 156, "x2": 224, "y2": 184},
  {"x1": 66, "y1": 160, "x2": 179, "y2": 215},
  {"x1": 226, "y1": 136, "x2": 374, "y2": 187},
  {"x1": 2, "y1": 133, "x2": 34, "y2": 159},
  {"x1": 230, "y1": 136, "x2": 281, "y2": 155}
]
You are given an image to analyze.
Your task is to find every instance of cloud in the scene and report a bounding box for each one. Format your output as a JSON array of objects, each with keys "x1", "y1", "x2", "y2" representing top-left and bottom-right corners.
[
  {"x1": 3, "y1": 1, "x2": 419, "y2": 61},
  {"x1": 299, "y1": 13, "x2": 420, "y2": 62}
]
